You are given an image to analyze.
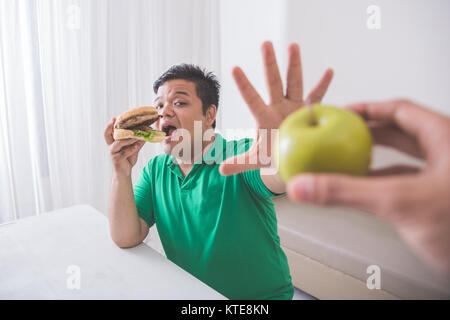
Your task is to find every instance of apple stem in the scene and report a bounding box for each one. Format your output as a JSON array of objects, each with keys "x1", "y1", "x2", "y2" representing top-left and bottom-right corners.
[{"x1": 309, "y1": 104, "x2": 317, "y2": 126}]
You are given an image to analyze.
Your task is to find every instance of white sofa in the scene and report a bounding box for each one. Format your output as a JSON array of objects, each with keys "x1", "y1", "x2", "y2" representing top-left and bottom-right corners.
[{"x1": 274, "y1": 196, "x2": 450, "y2": 299}]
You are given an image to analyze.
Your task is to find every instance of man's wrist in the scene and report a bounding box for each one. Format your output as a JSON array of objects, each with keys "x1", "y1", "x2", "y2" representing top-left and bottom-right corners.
[
  {"x1": 260, "y1": 170, "x2": 287, "y2": 195},
  {"x1": 112, "y1": 171, "x2": 132, "y2": 183}
]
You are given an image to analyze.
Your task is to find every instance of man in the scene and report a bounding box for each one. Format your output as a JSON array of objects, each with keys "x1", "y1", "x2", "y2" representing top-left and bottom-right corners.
[
  {"x1": 104, "y1": 42, "x2": 333, "y2": 299},
  {"x1": 219, "y1": 42, "x2": 450, "y2": 277}
]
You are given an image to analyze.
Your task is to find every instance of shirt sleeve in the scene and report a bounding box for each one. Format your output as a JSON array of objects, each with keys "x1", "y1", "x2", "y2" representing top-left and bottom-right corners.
[
  {"x1": 133, "y1": 160, "x2": 156, "y2": 228},
  {"x1": 241, "y1": 169, "x2": 286, "y2": 199},
  {"x1": 236, "y1": 138, "x2": 287, "y2": 199}
]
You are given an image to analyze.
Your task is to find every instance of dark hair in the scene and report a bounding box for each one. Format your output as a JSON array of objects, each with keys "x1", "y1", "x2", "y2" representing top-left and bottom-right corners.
[{"x1": 153, "y1": 64, "x2": 220, "y2": 128}]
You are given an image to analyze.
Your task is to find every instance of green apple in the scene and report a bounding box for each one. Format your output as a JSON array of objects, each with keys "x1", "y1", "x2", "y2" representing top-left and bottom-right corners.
[{"x1": 276, "y1": 104, "x2": 373, "y2": 183}]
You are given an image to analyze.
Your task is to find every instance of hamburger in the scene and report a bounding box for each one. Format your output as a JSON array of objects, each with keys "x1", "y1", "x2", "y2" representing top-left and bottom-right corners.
[{"x1": 113, "y1": 106, "x2": 166, "y2": 143}]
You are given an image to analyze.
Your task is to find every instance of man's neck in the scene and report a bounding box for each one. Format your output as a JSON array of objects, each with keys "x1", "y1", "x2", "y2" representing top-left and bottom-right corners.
[{"x1": 176, "y1": 134, "x2": 216, "y2": 177}]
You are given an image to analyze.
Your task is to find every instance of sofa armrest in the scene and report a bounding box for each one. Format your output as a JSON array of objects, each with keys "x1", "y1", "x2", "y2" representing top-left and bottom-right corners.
[{"x1": 274, "y1": 196, "x2": 450, "y2": 299}]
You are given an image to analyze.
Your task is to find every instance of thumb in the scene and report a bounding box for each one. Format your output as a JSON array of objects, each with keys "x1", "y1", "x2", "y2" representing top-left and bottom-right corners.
[
  {"x1": 219, "y1": 150, "x2": 260, "y2": 176},
  {"x1": 129, "y1": 141, "x2": 145, "y2": 162},
  {"x1": 286, "y1": 174, "x2": 383, "y2": 213}
]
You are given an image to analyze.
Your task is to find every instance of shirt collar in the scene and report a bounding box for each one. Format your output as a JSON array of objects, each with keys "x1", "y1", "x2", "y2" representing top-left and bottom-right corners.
[
  {"x1": 167, "y1": 133, "x2": 227, "y2": 169},
  {"x1": 201, "y1": 133, "x2": 226, "y2": 164}
]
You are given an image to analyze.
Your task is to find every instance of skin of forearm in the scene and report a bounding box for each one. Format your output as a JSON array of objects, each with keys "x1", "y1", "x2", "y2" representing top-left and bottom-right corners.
[
  {"x1": 257, "y1": 129, "x2": 287, "y2": 195},
  {"x1": 108, "y1": 173, "x2": 142, "y2": 247},
  {"x1": 260, "y1": 171, "x2": 287, "y2": 195}
]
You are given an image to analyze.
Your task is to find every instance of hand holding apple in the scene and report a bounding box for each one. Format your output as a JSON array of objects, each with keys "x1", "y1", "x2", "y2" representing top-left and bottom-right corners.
[
  {"x1": 276, "y1": 104, "x2": 373, "y2": 183},
  {"x1": 287, "y1": 100, "x2": 450, "y2": 276}
]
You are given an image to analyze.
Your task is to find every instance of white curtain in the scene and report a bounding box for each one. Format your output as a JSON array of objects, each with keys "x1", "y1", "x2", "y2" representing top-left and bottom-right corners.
[{"x1": 0, "y1": 0, "x2": 221, "y2": 223}]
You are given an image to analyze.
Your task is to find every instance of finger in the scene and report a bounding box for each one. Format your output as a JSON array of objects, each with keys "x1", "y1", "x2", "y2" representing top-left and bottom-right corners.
[
  {"x1": 232, "y1": 66, "x2": 267, "y2": 120},
  {"x1": 110, "y1": 138, "x2": 140, "y2": 154},
  {"x1": 117, "y1": 142, "x2": 142, "y2": 160},
  {"x1": 261, "y1": 41, "x2": 284, "y2": 104},
  {"x1": 369, "y1": 123, "x2": 424, "y2": 158},
  {"x1": 127, "y1": 141, "x2": 146, "y2": 163},
  {"x1": 131, "y1": 140, "x2": 145, "y2": 151},
  {"x1": 343, "y1": 100, "x2": 445, "y2": 145},
  {"x1": 219, "y1": 159, "x2": 260, "y2": 176},
  {"x1": 285, "y1": 43, "x2": 303, "y2": 102},
  {"x1": 219, "y1": 150, "x2": 260, "y2": 176},
  {"x1": 344, "y1": 100, "x2": 448, "y2": 159},
  {"x1": 137, "y1": 141, "x2": 146, "y2": 154},
  {"x1": 129, "y1": 141, "x2": 145, "y2": 159},
  {"x1": 369, "y1": 165, "x2": 422, "y2": 176},
  {"x1": 104, "y1": 118, "x2": 116, "y2": 145},
  {"x1": 286, "y1": 174, "x2": 384, "y2": 213},
  {"x1": 287, "y1": 173, "x2": 418, "y2": 222},
  {"x1": 304, "y1": 68, "x2": 334, "y2": 105}
]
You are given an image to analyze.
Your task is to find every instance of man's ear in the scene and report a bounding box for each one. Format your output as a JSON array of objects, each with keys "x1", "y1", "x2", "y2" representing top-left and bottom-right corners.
[{"x1": 206, "y1": 104, "x2": 217, "y2": 127}]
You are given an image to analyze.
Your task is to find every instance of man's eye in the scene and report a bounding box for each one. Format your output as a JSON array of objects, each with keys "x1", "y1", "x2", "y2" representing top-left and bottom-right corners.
[
  {"x1": 156, "y1": 105, "x2": 163, "y2": 110},
  {"x1": 174, "y1": 102, "x2": 186, "y2": 106}
]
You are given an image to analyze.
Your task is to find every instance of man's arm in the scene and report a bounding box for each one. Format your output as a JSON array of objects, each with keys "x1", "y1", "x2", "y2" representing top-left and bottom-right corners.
[
  {"x1": 260, "y1": 171, "x2": 286, "y2": 195},
  {"x1": 108, "y1": 173, "x2": 149, "y2": 248},
  {"x1": 219, "y1": 41, "x2": 333, "y2": 183},
  {"x1": 104, "y1": 118, "x2": 149, "y2": 248}
]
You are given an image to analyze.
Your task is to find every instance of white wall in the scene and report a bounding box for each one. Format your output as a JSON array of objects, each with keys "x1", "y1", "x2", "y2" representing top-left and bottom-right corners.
[
  {"x1": 220, "y1": 0, "x2": 450, "y2": 120},
  {"x1": 219, "y1": 0, "x2": 450, "y2": 167},
  {"x1": 218, "y1": 0, "x2": 288, "y2": 135},
  {"x1": 282, "y1": 0, "x2": 450, "y2": 115}
]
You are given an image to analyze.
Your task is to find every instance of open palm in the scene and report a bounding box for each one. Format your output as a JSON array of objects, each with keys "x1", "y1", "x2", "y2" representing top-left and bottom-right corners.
[{"x1": 219, "y1": 41, "x2": 334, "y2": 176}]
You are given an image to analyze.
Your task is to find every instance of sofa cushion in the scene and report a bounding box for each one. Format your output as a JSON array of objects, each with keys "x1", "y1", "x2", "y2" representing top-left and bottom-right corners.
[{"x1": 274, "y1": 196, "x2": 450, "y2": 299}]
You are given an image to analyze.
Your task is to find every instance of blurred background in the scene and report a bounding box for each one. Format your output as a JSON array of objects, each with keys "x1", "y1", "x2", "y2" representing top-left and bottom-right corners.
[{"x1": 1, "y1": 0, "x2": 450, "y2": 223}]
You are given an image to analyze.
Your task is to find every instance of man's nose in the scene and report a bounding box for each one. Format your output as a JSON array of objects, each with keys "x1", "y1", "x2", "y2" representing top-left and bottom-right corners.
[{"x1": 159, "y1": 103, "x2": 175, "y2": 118}]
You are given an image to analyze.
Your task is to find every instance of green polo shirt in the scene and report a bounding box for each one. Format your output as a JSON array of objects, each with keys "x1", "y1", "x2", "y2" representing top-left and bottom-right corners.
[{"x1": 133, "y1": 133, "x2": 293, "y2": 299}]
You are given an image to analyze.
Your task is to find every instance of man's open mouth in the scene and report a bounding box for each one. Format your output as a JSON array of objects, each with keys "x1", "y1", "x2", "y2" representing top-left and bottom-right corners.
[{"x1": 162, "y1": 124, "x2": 177, "y2": 137}]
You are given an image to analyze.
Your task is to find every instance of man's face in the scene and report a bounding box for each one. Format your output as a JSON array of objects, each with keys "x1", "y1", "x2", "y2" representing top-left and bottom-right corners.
[{"x1": 154, "y1": 79, "x2": 209, "y2": 156}]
